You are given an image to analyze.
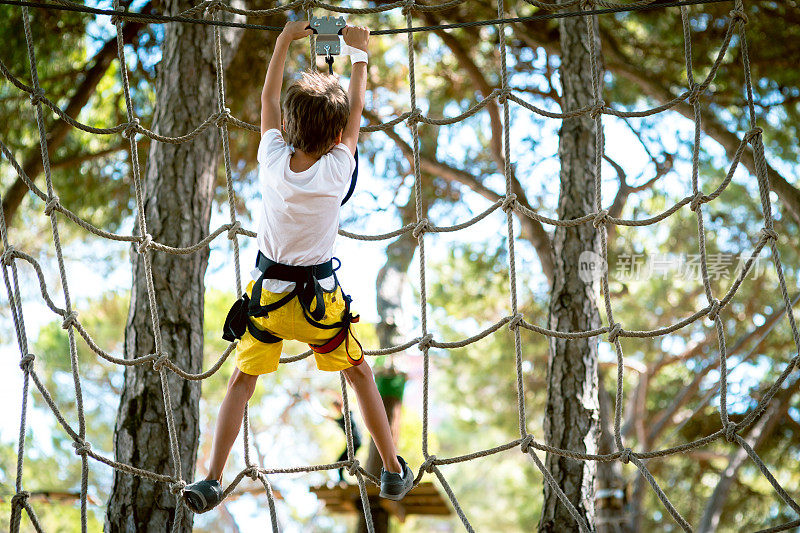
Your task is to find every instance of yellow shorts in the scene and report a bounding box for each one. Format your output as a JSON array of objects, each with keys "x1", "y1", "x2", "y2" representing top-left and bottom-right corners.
[{"x1": 235, "y1": 280, "x2": 363, "y2": 375}]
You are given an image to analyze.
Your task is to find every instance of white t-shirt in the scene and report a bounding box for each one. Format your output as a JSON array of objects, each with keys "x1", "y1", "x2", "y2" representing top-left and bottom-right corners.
[{"x1": 254, "y1": 129, "x2": 356, "y2": 293}]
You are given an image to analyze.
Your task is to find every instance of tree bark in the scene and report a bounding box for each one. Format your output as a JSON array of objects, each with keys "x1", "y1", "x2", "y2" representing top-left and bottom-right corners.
[
  {"x1": 539, "y1": 9, "x2": 601, "y2": 533},
  {"x1": 105, "y1": 3, "x2": 241, "y2": 531},
  {"x1": 1, "y1": 4, "x2": 151, "y2": 228}
]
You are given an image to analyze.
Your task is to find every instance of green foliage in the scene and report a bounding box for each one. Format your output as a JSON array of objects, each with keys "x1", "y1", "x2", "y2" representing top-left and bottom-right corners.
[{"x1": 3, "y1": 2, "x2": 800, "y2": 531}]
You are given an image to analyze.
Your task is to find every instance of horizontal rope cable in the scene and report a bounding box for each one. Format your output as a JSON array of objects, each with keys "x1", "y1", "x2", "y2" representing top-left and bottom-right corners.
[
  {"x1": 0, "y1": 0, "x2": 734, "y2": 34},
  {"x1": 2, "y1": 1, "x2": 798, "y2": 531}
]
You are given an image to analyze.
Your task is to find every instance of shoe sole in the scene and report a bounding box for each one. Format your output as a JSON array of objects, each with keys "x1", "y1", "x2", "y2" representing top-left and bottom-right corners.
[{"x1": 379, "y1": 483, "x2": 413, "y2": 501}]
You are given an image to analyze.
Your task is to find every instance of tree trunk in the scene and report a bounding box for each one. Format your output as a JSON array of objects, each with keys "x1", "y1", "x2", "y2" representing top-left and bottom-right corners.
[
  {"x1": 105, "y1": 3, "x2": 241, "y2": 531},
  {"x1": 539, "y1": 8, "x2": 602, "y2": 533}
]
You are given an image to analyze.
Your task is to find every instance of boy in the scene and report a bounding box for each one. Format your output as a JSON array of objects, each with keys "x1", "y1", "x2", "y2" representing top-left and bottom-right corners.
[{"x1": 183, "y1": 21, "x2": 413, "y2": 513}]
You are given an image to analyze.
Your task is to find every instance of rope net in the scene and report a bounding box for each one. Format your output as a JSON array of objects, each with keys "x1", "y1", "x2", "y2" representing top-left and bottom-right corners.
[{"x1": 1, "y1": 0, "x2": 798, "y2": 531}]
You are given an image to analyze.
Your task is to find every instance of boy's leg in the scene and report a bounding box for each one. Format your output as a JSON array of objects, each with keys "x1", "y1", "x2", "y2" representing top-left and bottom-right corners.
[
  {"x1": 342, "y1": 360, "x2": 402, "y2": 474},
  {"x1": 206, "y1": 367, "x2": 259, "y2": 481}
]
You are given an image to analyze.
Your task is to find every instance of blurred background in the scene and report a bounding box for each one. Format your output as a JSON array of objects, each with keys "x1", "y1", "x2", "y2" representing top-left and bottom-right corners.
[{"x1": 1, "y1": 0, "x2": 799, "y2": 531}]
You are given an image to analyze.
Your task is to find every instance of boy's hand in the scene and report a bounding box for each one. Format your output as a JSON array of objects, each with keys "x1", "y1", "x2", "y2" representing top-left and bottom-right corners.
[
  {"x1": 280, "y1": 20, "x2": 313, "y2": 42},
  {"x1": 342, "y1": 26, "x2": 370, "y2": 52}
]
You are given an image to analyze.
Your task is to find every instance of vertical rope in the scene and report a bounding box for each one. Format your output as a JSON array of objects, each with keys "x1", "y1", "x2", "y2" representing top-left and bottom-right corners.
[
  {"x1": 21, "y1": 7, "x2": 90, "y2": 531},
  {"x1": 212, "y1": 17, "x2": 243, "y2": 297},
  {"x1": 2, "y1": 182, "x2": 35, "y2": 533},
  {"x1": 2, "y1": 3, "x2": 800, "y2": 533},
  {"x1": 586, "y1": 0, "x2": 627, "y2": 456},
  {"x1": 307, "y1": 3, "x2": 316, "y2": 66},
  {"x1": 735, "y1": 0, "x2": 800, "y2": 358},
  {"x1": 340, "y1": 373, "x2": 374, "y2": 533},
  {"x1": 403, "y1": 0, "x2": 432, "y2": 462},
  {"x1": 731, "y1": 0, "x2": 800, "y2": 515},
  {"x1": 111, "y1": 2, "x2": 185, "y2": 529},
  {"x1": 682, "y1": 4, "x2": 734, "y2": 444},
  {"x1": 497, "y1": 0, "x2": 528, "y2": 444},
  {"x1": 0, "y1": 145, "x2": 34, "y2": 533}
]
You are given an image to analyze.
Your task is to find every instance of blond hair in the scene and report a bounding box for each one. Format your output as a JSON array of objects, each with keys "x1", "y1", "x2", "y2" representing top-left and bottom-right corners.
[{"x1": 283, "y1": 70, "x2": 349, "y2": 157}]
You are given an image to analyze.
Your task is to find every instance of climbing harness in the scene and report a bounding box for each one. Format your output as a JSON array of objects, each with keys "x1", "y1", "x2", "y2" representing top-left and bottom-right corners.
[
  {"x1": 222, "y1": 252, "x2": 362, "y2": 360},
  {"x1": 342, "y1": 148, "x2": 358, "y2": 205}
]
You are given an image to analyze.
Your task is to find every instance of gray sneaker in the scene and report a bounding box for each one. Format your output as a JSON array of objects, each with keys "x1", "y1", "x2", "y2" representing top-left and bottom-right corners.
[
  {"x1": 379, "y1": 456, "x2": 414, "y2": 500},
  {"x1": 183, "y1": 479, "x2": 223, "y2": 513}
]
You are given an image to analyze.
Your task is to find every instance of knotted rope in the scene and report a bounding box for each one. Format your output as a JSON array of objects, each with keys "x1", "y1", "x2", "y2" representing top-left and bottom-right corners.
[{"x1": 1, "y1": 2, "x2": 798, "y2": 532}]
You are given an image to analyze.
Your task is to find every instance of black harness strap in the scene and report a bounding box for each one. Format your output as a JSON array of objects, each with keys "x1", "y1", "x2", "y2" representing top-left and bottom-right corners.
[
  {"x1": 222, "y1": 293, "x2": 282, "y2": 344},
  {"x1": 341, "y1": 148, "x2": 358, "y2": 206},
  {"x1": 222, "y1": 253, "x2": 360, "y2": 356},
  {"x1": 249, "y1": 252, "x2": 334, "y2": 322}
]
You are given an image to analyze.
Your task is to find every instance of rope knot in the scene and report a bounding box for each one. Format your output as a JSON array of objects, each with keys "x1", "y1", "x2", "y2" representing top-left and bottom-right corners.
[
  {"x1": 508, "y1": 313, "x2": 523, "y2": 331},
  {"x1": 579, "y1": 0, "x2": 595, "y2": 9},
  {"x1": 501, "y1": 193, "x2": 517, "y2": 213},
  {"x1": 29, "y1": 89, "x2": 45, "y2": 106},
  {"x1": 408, "y1": 107, "x2": 423, "y2": 125},
  {"x1": 245, "y1": 465, "x2": 260, "y2": 480},
  {"x1": 744, "y1": 127, "x2": 763, "y2": 144},
  {"x1": 589, "y1": 101, "x2": 605, "y2": 119},
  {"x1": 152, "y1": 352, "x2": 169, "y2": 372},
  {"x1": 137, "y1": 233, "x2": 153, "y2": 254},
  {"x1": 44, "y1": 195, "x2": 61, "y2": 217},
  {"x1": 688, "y1": 84, "x2": 703, "y2": 106},
  {"x1": 421, "y1": 455, "x2": 438, "y2": 473},
  {"x1": 72, "y1": 440, "x2": 91, "y2": 456},
  {"x1": 1, "y1": 245, "x2": 17, "y2": 266},
  {"x1": 592, "y1": 209, "x2": 609, "y2": 228},
  {"x1": 215, "y1": 107, "x2": 232, "y2": 127},
  {"x1": 19, "y1": 353, "x2": 35, "y2": 372},
  {"x1": 497, "y1": 88, "x2": 511, "y2": 105},
  {"x1": 401, "y1": 0, "x2": 415, "y2": 15},
  {"x1": 170, "y1": 480, "x2": 187, "y2": 494},
  {"x1": 300, "y1": 0, "x2": 317, "y2": 11},
  {"x1": 61, "y1": 311, "x2": 78, "y2": 330},
  {"x1": 227, "y1": 221, "x2": 242, "y2": 240},
  {"x1": 11, "y1": 491, "x2": 30, "y2": 507},
  {"x1": 690, "y1": 191, "x2": 709, "y2": 212},
  {"x1": 346, "y1": 459, "x2": 361, "y2": 476},
  {"x1": 520, "y1": 434, "x2": 534, "y2": 454},
  {"x1": 620, "y1": 447, "x2": 633, "y2": 464},
  {"x1": 723, "y1": 422, "x2": 738, "y2": 443},
  {"x1": 708, "y1": 298, "x2": 722, "y2": 321},
  {"x1": 123, "y1": 118, "x2": 140, "y2": 139},
  {"x1": 412, "y1": 218, "x2": 429, "y2": 239},
  {"x1": 760, "y1": 227, "x2": 778, "y2": 241},
  {"x1": 729, "y1": 9, "x2": 748, "y2": 25},
  {"x1": 110, "y1": 10, "x2": 125, "y2": 25},
  {"x1": 607, "y1": 322, "x2": 622, "y2": 344},
  {"x1": 418, "y1": 333, "x2": 434, "y2": 352}
]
